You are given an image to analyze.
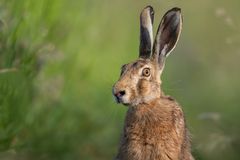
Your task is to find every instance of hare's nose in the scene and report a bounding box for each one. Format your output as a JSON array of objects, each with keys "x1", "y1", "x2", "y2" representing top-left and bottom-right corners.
[
  {"x1": 113, "y1": 90, "x2": 126, "y2": 103},
  {"x1": 115, "y1": 90, "x2": 126, "y2": 98}
]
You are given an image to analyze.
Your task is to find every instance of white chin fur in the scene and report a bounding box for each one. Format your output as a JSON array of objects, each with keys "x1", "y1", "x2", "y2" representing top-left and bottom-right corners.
[
  {"x1": 126, "y1": 95, "x2": 156, "y2": 106},
  {"x1": 120, "y1": 96, "x2": 130, "y2": 105},
  {"x1": 125, "y1": 98, "x2": 141, "y2": 107}
]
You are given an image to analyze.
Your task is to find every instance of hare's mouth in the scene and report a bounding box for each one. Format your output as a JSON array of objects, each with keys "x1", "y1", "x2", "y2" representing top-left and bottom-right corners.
[
  {"x1": 115, "y1": 96, "x2": 125, "y2": 104},
  {"x1": 114, "y1": 95, "x2": 130, "y2": 106},
  {"x1": 115, "y1": 96, "x2": 121, "y2": 103}
]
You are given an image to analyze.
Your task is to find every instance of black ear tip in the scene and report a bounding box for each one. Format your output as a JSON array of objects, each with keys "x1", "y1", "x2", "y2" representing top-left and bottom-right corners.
[
  {"x1": 145, "y1": 5, "x2": 154, "y2": 14},
  {"x1": 145, "y1": 5, "x2": 154, "y2": 10},
  {"x1": 164, "y1": 7, "x2": 182, "y2": 19},
  {"x1": 170, "y1": 7, "x2": 181, "y2": 13}
]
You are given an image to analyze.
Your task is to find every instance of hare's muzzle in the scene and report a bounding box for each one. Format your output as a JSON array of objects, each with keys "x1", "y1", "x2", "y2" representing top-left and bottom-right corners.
[{"x1": 113, "y1": 90, "x2": 126, "y2": 103}]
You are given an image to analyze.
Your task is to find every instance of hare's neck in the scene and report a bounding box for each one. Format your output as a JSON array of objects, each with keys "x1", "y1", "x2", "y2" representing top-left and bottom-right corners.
[{"x1": 129, "y1": 102, "x2": 166, "y2": 120}]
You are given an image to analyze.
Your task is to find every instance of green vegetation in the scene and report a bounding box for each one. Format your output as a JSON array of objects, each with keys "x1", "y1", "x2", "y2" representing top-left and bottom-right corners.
[{"x1": 0, "y1": 0, "x2": 240, "y2": 159}]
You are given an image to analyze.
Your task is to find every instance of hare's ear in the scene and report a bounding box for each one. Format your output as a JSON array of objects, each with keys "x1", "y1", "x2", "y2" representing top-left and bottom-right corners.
[
  {"x1": 152, "y1": 8, "x2": 182, "y2": 66},
  {"x1": 139, "y1": 6, "x2": 154, "y2": 59}
]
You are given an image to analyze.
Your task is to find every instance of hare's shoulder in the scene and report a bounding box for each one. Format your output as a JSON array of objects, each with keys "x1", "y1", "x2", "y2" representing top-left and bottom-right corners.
[
  {"x1": 160, "y1": 94, "x2": 179, "y2": 104},
  {"x1": 160, "y1": 94, "x2": 186, "y2": 133},
  {"x1": 160, "y1": 94, "x2": 183, "y2": 111},
  {"x1": 161, "y1": 95, "x2": 193, "y2": 159}
]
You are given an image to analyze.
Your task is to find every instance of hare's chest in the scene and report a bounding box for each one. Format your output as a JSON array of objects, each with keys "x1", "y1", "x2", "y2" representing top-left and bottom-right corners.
[
  {"x1": 122, "y1": 115, "x2": 174, "y2": 159},
  {"x1": 125, "y1": 120, "x2": 160, "y2": 147},
  {"x1": 122, "y1": 123, "x2": 154, "y2": 159}
]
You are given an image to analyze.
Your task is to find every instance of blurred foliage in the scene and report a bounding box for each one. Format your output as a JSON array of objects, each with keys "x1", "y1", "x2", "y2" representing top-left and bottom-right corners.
[{"x1": 0, "y1": 0, "x2": 240, "y2": 159}]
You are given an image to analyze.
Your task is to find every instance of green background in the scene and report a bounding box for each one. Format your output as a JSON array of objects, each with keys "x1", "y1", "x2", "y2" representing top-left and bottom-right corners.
[{"x1": 0, "y1": 0, "x2": 240, "y2": 159}]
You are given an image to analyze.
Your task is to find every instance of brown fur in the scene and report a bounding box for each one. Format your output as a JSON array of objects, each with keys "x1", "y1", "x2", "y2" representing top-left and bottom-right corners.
[
  {"x1": 112, "y1": 6, "x2": 194, "y2": 160},
  {"x1": 115, "y1": 94, "x2": 193, "y2": 160}
]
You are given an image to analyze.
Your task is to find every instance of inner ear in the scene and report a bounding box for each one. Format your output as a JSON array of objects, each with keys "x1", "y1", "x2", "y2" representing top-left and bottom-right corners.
[
  {"x1": 152, "y1": 7, "x2": 182, "y2": 62},
  {"x1": 139, "y1": 26, "x2": 152, "y2": 58},
  {"x1": 139, "y1": 6, "x2": 154, "y2": 59},
  {"x1": 159, "y1": 9, "x2": 182, "y2": 57}
]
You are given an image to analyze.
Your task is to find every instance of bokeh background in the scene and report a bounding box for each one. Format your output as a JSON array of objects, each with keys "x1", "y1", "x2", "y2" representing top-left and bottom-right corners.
[{"x1": 0, "y1": 0, "x2": 240, "y2": 159}]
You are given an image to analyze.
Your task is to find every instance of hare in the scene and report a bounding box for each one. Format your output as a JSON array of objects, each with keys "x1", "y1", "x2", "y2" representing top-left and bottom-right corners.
[{"x1": 112, "y1": 6, "x2": 194, "y2": 160}]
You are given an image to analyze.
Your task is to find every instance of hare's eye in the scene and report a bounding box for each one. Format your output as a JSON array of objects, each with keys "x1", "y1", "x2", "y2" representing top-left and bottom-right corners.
[{"x1": 142, "y1": 68, "x2": 150, "y2": 77}]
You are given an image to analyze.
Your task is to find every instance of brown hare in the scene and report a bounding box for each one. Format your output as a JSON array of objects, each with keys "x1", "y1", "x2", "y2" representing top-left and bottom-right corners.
[{"x1": 112, "y1": 6, "x2": 194, "y2": 160}]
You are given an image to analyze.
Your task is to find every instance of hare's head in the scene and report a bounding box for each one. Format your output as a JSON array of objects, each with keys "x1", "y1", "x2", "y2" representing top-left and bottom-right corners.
[{"x1": 113, "y1": 6, "x2": 182, "y2": 106}]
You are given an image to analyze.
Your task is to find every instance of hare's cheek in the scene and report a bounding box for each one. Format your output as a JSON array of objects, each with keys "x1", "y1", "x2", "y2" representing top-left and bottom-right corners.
[
  {"x1": 129, "y1": 88, "x2": 137, "y2": 102},
  {"x1": 137, "y1": 79, "x2": 150, "y2": 96}
]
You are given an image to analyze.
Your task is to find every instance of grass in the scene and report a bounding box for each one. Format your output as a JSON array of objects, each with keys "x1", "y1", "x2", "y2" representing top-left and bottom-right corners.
[{"x1": 0, "y1": 0, "x2": 240, "y2": 159}]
